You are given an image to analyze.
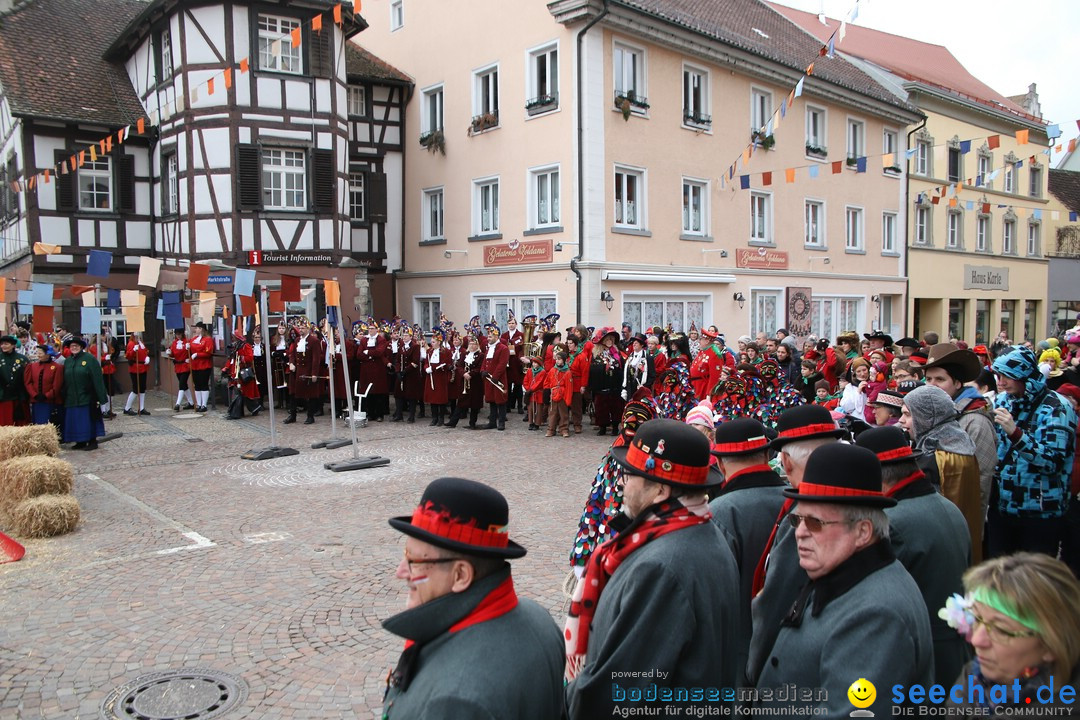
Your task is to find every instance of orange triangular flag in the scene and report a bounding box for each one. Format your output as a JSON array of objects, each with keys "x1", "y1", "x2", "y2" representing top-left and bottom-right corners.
[
  {"x1": 1015, "y1": 129, "x2": 1029, "y2": 145},
  {"x1": 353, "y1": 0, "x2": 362, "y2": 13},
  {"x1": 207, "y1": 77, "x2": 215, "y2": 95},
  {"x1": 27, "y1": 175, "x2": 35, "y2": 190},
  {"x1": 761, "y1": 171, "x2": 772, "y2": 186},
  {"x1": 982, "y1": 203, "x2": 991, "y2": 214},
  {"x1": 43, "y1": 169, "x2": 50, "y2": 184},
  {"x1": 785, "y1": 168, "x2": 795, "y2": 183},
  {"x1": 224, "y1": 68, "x2": 233, "y2": 89},
  {"x1": 987, "y1": 134, "x2": 1000, "y2": 150},
  {"x1": 742, "y1": 147, "x2": 751, "y2": 166},
  {"x1": 78, "y1": 150, "x2": 86, "y2": 167},
  {"x1": 89, "y1": 145, "x2": 97, "y2": 162},
  {"x1": 1070, "y1": 138, "x2": 1077, "y2": 153},
  {"x1": 313, "y1": 14, "x2": 322, "y2": 32},
  {"x1": 118, "y1": 127, "x2": 126, "y2": 144},
  {"x1": 882, "y1": 153, "x2": 894, "y2": 168},
  {"x1": 1056, "y1": 144, "x2": 1063, "y2": 153},
  {"x1": 239, "y1": 57, "x2": 249, "y2": 74},
  {"x1": 290, "y1": 27, "x2": 301, "y2": 48},
  {"x1": 334, "y1": 3, "x2": 342, "y2": 24},
  {"x1": 948, "y1": 197, "x2": 957, "y2": 208},
  {"x1": 68, "y1": 156, "x2": 77, "y2": 172},
  {"x1": 0, "y1": 277, "x2": 6, "y2": 302},
  {"x1": 831, "y1": 161, "x2": 842, "y2": 174},
  {"x1": 806, "y1": 62, "x2": 814, "y2": 76},
  {"x1": 137, "y1": 117, "x2": 145, "y2": 134}
]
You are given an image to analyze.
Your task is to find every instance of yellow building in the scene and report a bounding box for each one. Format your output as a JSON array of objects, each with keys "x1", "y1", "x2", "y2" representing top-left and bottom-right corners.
[
  {"x1": 1047, "y1": 169, "x2": 1080, "y2": 335},
  {"x1": 776, "y1": 4, "x2": 1053, "y2": 344},
  {"x1": 359, "y1": 0, "x2": 920, "y2": 338}
]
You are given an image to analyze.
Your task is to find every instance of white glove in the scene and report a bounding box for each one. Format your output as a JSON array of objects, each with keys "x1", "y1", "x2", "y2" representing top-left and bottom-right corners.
[
  {"x1": 425, "y1": 367, "x2": 433, "y2": 374},
  {"x1": 621, "y1": 390, "x2": 628, "y2": 401},
  {"x1": 185, "y1": 343, "x2": 191, "y2": 350},
  {"x1": 143, "y1": 357, "x2": 150, "y2": 365},
  {"x1": 104, "y1": 354, "x2": 111, "y2": 361}
]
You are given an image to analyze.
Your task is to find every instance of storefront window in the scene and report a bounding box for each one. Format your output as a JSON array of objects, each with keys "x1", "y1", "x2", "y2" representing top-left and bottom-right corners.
[
  {"x1": 948, "y1": 299, "x2": 967, "y2": 342},
  {"x1": 1050, "y1": 301, "x2": 1080, "y2": 336},
  {"x1": 1024, "y1": 300, "x2": 1037, "y2": 343},
  {"x1": 975, "y1": 300, "x2": 990, "y2": 345},
  {"x1": 999, "y1": 300, "x2": 1015, "y2": 343}
]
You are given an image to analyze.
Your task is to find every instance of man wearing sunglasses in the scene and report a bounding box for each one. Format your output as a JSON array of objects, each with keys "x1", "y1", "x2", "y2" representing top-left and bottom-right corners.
[
  {"x1": 380, "y1": 477, "x2": 563, "y2": 720},
  {"x1": 755, "y1": 443, "x2": 934, "y2": 717}
]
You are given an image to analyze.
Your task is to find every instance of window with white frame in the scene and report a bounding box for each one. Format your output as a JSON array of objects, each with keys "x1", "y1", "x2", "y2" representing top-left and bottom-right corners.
[
  {"x1": 1004, "y1": 163, "x2": 1015, "y2": 193},
  {"x1": 349, "y1": 172, "x2": 365, "y2": 221},
  {"x1": 475, "y1": 295, "x2": 557, "y2": 331},
  {"x1": 614, "y1": 166, "x2": 644, "y2": 229},
  {"x1": 527, "y1": 43, "x2": 558, "y2": 112},
  {"x1": 79, "y1": 156, "x2": 112, "y2": 211},
  {"x1": 1003, "y1": 218, "x2": 1016, "y2": 254},
  {"x1": 882, "y1": 212, "x2": 897, "y2": 253},
  {"x1": 810, "y1": 296, "x2": 861, "y2": 343},
  {"x1": 164, "y1": 153, "x2": 178, "y2": 215},
  {"x1": 682, "y1": 178, "x2": 707, "y2": 236},
  {"x1": 159, "y1": 29, "x2": 173, "y2": 81},
  {"x1": 845, "y1": 206, "x2": 864, "y2": 251},
  {"x1": 1029, "y1": 167, "x2": 1042, "y2": 198},
  {"x1": 915, "y1": 139, "x2": 931, "y2": 176},
  {"x1": 473, "y1": 65, "x2": 499, "y2": 122},
  {"x1": 977, "y1": 152, "x2": 992, "y2": 188},
  {"x1": 1027, "y1": 222, "x2": 1040, "y2": 256},
  {"x1": 883, "y1": 128, "x2": 898, "y2": 156},
  {"x1": 416, "y1": 297, "x2": 441, "y2": 332},
  {"x1": 348, "y1": 87, "x2": 366, "y2": 117},
  {"x1": 805, "y1": 199, "x2": 824, "y2": 247},
  {"x1": 946, "y1": 210, "x2": 962, "y2": 249},
  {"x1": 751, "y1": 88, "x2": 772, "y2": 135},
  {"x1": 530, "y1": 165, "x2": 559, "y2": 228},
  {"x1": 976, "y1": 214, "x2": 990, "y2": 252},
  {"x1": 261, "y1": 148, "x2": 306, "y2": 210},
  {"x1": 915, "y1": 205, "x2": 931, "y2": 246},
  {"x1": 947, "y1": 146, "x2": 962, "y2": 183},
  {"x1": 423, "y1": 187, "x2": 444, "y2": 241},
  {"x1": 613, "y1": 42, "x2": 645, "y2": 105},
  {"x1": 622, "y1": 295, "x2": 705, "y2": 334},
  {"x1": 258, "y1": 14, "x2": 302, "y2": 74},
  {"x1": 751, "y1": 290, "x2": 781, "y2": 337},
  {"x1": 750, "y1": 191, "x2": 772, "y2": 244},
  {"x1": 846, "y1": 119, "x2": 865, "y2": 160},
  {"x1": 806, "y1": 106, "x2": 826, "y2": 154},
  {"x1": 422, "y1": 85, "x2": 444, "y2": 133},
  {"x1": 390, "y1": 0, "x2": 404, "y2": 30},
  {"x1": 682, "y1": 65, "x2": 709, "y2": 126},
  {"x1": 473, "y1": 177, "x2": 499, "y2": 235}
]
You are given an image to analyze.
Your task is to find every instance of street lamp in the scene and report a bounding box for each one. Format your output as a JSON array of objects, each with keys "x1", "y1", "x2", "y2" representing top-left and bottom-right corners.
[
  {"x1": 733, "y1": 292, "x2": 746, "y2": 309},
  {"x1": 600, "y1": 290, "x2": 615, "y2": 311}
]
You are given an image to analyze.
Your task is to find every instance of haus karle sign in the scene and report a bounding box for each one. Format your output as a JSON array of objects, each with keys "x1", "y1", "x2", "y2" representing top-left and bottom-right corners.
[
  {"x1": 963, "y1": 264, "x2": 1009, "y2": 291},
  {"x1": 483, "y1": 239, "x2": 553, "y2": 267}
]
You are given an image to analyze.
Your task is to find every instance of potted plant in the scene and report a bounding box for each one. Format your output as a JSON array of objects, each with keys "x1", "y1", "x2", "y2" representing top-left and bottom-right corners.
[
  {"x1": 805, "y1": 144, "x2": 827, "y2": 158},
  {"x1": 884, "y1": 164, "x2": 903, "y2": 175},
  {"x1": 470, "y1": 112, "x2": 499, "y2": 134},
  {"x1": 614, "y1": 90, "x2": 649, "y2": 121},
  {"x1": 684, "y1": 110, "x2": 711, "y2": 127},
  {"x1": 845, "y1": 156, "x2": 859, "y2": 167},
  {"x1": 526, "y1": 94, "x2": 558, "y2": 115},
  {"x1": 419, "y1": 129, "x2": 446, "y2": 156},
  {"x1": 751, "y1": 130, "x2": 775, "y2": 150}
]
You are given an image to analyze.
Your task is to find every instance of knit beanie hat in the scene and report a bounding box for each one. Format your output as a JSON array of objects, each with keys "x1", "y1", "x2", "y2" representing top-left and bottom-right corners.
[
  {"x1": 685, "y1": 399, "x2": 715, "y2": 428},
  {"x1": 814, "y1": 379, "x2": 830, "y2": 392}
]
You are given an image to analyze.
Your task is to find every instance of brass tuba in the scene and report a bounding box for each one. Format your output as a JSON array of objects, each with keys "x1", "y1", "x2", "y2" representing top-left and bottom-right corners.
[{"x1": 521, "y1": 317, "x2": 542, "y2": 359}]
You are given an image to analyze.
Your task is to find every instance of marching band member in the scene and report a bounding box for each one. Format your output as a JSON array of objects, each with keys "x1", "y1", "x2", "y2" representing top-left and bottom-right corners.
[
  {"x1": 189, "y1": 322, "x2": 215, "y2": 413},
  {"x1": 423, "y1": 328, "x2": 452, "y2": 426},
  {"x1": 284, "y1": 319, "x2": 324, "y2": 425},
  {"x1": 270, "y1": 322, "x2": 290, "y2": 410},
  {"x1": 223, "y1": 329, "x2": 262, "y2": 419},
  {"x1": 165, "y1": 328, "x2": 195, "y2": 412},
  {"x1": 325, "y1": 319, "x2": 355, "y2": 419},
  {"x1": 123, "y1": 332, "x2": 151, "y2": 416},
  {"x1": 450, "y1": 333, "x2": 485, "y2": 429},
  {"x1": 481, "y1": 323, "x2": 509, "y2": 430},
  {"x1": 444, "y1": 332, "x2": 465, "y2": 427},
  {"x1": 356, "y1": 317, "x2": 390, "y2": 422},
  {"x1": 501, "y1": 310, "x2": 525, "y2": 414},
  {"x1": 92, "y1": 326, "x2": 120, "y2": 419}
]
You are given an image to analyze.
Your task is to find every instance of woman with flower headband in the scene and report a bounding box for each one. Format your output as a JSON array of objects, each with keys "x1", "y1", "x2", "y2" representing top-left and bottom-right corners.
[{"x1": 942, "y1": 553, "x2": 1080, "y2": 712}]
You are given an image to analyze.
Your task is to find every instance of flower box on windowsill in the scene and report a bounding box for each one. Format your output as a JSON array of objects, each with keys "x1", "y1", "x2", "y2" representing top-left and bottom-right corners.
[
  {"x1": 751, "y1": 130, "x2": 775, "y2": 150},
  {"x1": 845, "y1": 156, "x2": 859, "y2": 168},
  {"x1": 419, "y1": 129, "x2": 446, "y2": 155},
  {"x1": 614, "y1": 91, "x2": 649, "y2": 120},
  {"x1": 683, "y1": 111, "x2": 712, "y2": 128},
  {"x1": 884, "y1": 164, "x2": 903, "y2": 175},
  {"x1": 805, "y1": 144, "x2": 828, "y2": 159},
  {"x1": 526, "y1": 94, "x2": 558, "y2": 116},
  {"x1": 469, "y1": 112, "x2": 499, "y2": 135}
]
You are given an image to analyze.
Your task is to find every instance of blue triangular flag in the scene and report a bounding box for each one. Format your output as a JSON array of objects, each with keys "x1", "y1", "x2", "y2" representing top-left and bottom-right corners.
[
  {"x1": 1014, "y1": 161, "x2": 1023, "y2": 171},
  {"x1": 162, "y1": 290, "x2": 181, "y2": 306},
  {"x1": 1033, "y1": 210, "x2": 1042, "y2": 220},
  {"x1": 739, "y1": 175, "x2": 750, "y2": 190},
  {"x1": 17, "y1": 290, "x2": 33, "y2": 315},
  {"x1": 80, "y1": 307, "x2": 102, "y2": 335},
  {"x1": 1048, "y1": 124, "x2": 1061, "y2": 140},
  {"x1": 965, "y1": 201, "x2": 974, "y2": 211},
  {"x1": 31, "y1": 282, "x2": 52, "y2": 306},
  {"x1": 959, "y1": 140, "x2": 971, "y2": 154},
  {"x1": 794, "y1": 77, "x2": 805, "y2": 99},
  {"x1": 856, "y1": 157, "x2": 867, "y2": 173},
  {"x1": 164, "y1": 303, "x2": 184, "y2": 330},
  {"x1": 234, "y1": 268, "x2": 256, "y2": 297},
  {"x1": 107, "y1": 289, "x2": 121, "y2": 309},
  {"x1": 87, "y1": 249, "x2": 112, "y2": 279},
  {"x1": 1071, "y1": 212, "x2": 1079, "y2": 222},
  {"x1": 808, "y1": 165, "x2": 820, "y2": 178},
  {"x1": 156, "y1": 299, "x2": 166, "y2": 321},
  {"x1": 780, "y1": 99, "x2": 787, "y2": 119}
]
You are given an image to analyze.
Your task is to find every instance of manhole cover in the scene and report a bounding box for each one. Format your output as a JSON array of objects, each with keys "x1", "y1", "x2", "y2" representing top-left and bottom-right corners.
[{"x1": 101, "y1": 669, "x2": 247, "y2": 720}]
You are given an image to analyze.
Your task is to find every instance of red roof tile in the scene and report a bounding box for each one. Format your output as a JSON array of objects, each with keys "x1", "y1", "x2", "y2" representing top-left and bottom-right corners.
[
  {"x1": 1050, "y1": 169, "x2": 1080, "y2": 214},
  {"x1": 345, "y1": 43, "x2": 412, "y2": 84}
]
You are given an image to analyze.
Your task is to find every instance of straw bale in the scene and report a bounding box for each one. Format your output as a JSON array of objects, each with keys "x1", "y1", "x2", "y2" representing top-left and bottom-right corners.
[
  {"x1": 7, "y1": 495, "x2": 80, "y2": 538},
  {"x1": 0, "y1": 456, "x2": 74, "y2": 520},
  {"x1": 0, "y1": 425, "x2": 61, "y2": 460}
]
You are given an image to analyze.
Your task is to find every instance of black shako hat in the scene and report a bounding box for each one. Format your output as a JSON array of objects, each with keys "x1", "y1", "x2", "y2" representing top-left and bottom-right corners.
[
  {"x1": 611, "y1": 418, "x2": 725, "y2": 490},
  {"x1": 769, "y1": 405, "x2": 846, "y2": 450},
  {"x1": 855, "y1": 426, "x2": 924, "y2": 466},
  {"x1": 711, "y1": 418, "x2": 772, "y2": 457},
  {"x1": 783, "y1": 443, "x2": 896, "y2": 508},
  {"x1": 388, "y1": 477, "x2": 526, "y2": 559}
]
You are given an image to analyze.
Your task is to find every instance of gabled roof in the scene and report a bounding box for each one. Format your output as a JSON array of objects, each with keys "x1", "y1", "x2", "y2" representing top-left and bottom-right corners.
[
  {"x1": 345, "y1": 43, "x2": 412, "y2": 85},
  {"x1": 1049, "y1": 169, "x2": 1080, "y2": 214},
  {"x1": 0, "y1": 0, "x2": 147, "y2": 127},
  {"x1": 614, "y1": 0, "x2": 919, "y2": 115},
  {"x1": 768, "y1": 2, "x2": 1042, "y2": 126}
]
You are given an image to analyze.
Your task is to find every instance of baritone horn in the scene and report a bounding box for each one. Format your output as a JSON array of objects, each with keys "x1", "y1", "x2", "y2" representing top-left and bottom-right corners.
[{"x1": 521, "y1": 318, "x2": 542, "y2": 359}]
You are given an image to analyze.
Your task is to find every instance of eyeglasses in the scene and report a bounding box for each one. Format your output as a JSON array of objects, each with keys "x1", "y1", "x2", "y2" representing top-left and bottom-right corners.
[
  {"x1": 970, "y1": 610, "x2": 1039, "y2": 644},
  {"x1": 402, "y1": 551, "x2": 459, "y2": 573},
  {"x1": 787, "y1": 513, "x2": 850, "y2": 532}
]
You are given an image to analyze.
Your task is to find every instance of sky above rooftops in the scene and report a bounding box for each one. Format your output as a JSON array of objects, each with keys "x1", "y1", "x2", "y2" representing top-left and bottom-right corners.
[{"x1": 772, "y1": 0, "x2": 1079, "y2": 164}]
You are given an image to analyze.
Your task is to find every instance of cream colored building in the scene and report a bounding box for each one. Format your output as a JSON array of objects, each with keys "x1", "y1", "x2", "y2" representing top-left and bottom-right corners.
[
  {"x1": 777, "y1": 4, "x2": 1052, "y2": 345},
  {"x1": 359, "y1": 0, "x2": 919, "y2": 338}
]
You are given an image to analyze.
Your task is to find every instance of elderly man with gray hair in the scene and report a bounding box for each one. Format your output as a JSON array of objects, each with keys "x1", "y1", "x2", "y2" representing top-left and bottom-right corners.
[{"x1": 754, "y1": 444, "x2": 933, "y2": 717}]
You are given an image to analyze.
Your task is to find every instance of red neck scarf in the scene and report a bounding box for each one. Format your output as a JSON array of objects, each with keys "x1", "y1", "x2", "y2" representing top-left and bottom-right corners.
[
  {"x1": 751, "y1": 497, "x2": 795, "y2": 596},
  {"x1": 564, "y1": 499, "x2": 709, "y2": 681},
  {"x1": 403, "y1": 576, "x2": 518, "y2": 651},
  {"x1": 884, "y1": 470, "x2": 927, "y2": 498}
]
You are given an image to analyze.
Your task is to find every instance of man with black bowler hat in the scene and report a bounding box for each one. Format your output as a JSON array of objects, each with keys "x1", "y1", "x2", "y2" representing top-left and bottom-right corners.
[
  {"x1": 565, "y1": 418, "x2": 740, "y2": 718},
  {"x1": 755, "y1": 443, "x2": 933, "y2": 717},
  {"x1": 708, "y1": 418, "x2": 787, "y2": 671},
  {"x1": 856, "y1": 426, "x2": 972, "y2": 686},
  {"x1": 381, "y1": 477, "x2": 563, "y2": 719}
]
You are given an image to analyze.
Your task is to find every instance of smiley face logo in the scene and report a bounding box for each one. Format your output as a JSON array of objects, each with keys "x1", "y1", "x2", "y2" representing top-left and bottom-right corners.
[{"x1": 847, "y1": 678, "x2": 876, "y2": 709}]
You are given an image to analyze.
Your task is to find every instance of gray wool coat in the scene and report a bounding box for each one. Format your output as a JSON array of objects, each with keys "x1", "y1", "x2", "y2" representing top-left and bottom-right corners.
[
  {"x1": 886, "y1": 474, "x2": 972, "y2": 687},
  {"x1": 756, "y1": 544, "x2": 934, "y2": 719},
  {"x1": 709, "y1": 469, "x2": 788, "y2": 673},
  {"x1": 381, "y1": 567, "x2": 564, "y2": 720},
  {"x1": 747, "y1": 511, "x2": 804, "y2": 685},
  {"x1": 565, "y1": 521, "x2": 742, "y2": 719}
]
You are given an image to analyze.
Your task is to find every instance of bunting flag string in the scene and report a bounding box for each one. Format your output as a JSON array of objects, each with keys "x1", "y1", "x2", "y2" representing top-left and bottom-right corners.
[{"x1": 4, "y1": 3, "x2": 359, "y2": 195}]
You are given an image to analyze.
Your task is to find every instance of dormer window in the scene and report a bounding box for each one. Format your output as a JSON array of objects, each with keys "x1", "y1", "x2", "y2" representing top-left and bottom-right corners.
[{"x1": 258, "y1": 14, "x2": 302, "y2": 75}]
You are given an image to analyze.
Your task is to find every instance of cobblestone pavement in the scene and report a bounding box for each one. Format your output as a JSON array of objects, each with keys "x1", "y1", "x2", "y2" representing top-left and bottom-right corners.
[{"x1": 0, "y1": 393, "x2": 610, "y2": 719}]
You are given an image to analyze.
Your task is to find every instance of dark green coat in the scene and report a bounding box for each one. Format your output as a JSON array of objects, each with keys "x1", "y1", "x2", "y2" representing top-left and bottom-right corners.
[
  {"x1": 0, "y1": 349, "x2": 28, "y2": 402},
  {"x1": 748, "y1": 511, "x2": 804, "y2": 685},
  {"x1": 381, "y1": 567, "x2": 564, "y2": 720},
  {"x1": 566, "y1": 521, "x2": 741, "y2": 718},
  {"x1": 886, "y1": 475, "x2": 971, "y2": 686},
  {"x1": 62, "y1": 351, "x2": 108, "y2": 408}
]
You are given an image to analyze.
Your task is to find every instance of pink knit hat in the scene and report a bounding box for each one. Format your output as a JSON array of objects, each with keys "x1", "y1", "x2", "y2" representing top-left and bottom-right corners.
[{"x1": 685, "y1": 399, "x2": 715, "y2": 428}]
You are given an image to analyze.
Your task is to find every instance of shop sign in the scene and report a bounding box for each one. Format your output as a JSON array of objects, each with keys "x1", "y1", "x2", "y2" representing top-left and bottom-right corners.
[
  {"x1": 735, "y1": 248, "x2": 789, "y2": 270},
  {"x1": 483, "y1": 239, "x2": 553, "y2": 267},
  {"x1": 248, "y1": 251, "x2": 335, "y2": 266},
  {"x1": 963, "y1": 264, "x2": 1009, "y2": 291}
]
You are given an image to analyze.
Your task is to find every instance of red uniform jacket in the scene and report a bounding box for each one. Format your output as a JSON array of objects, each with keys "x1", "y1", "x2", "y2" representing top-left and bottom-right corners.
[
  {"x1": 689, "y1": 345, "x2": 731, "y2": 400},
  {"x1": 568, "y1": 350, "x2": 590, "y2": 394},
  {"x1": 126, "y1": 340, "x2": 150, "y2": 375},
  {"x1": 501, "y1": 329, "x2": 525, "y2": 384},
  {"x1": 447, "y1": 348, "x2": 465, "y2": 398},
  {"x1": 356, "y1": 333, "x2": 390, "y2": 395},
  {"x1": 225, "y1": 342, "x2": 260, "y2": 399},
  {"x1": 288, "y1": 333, "x2": 325, "y2": 399},
  {"x1": 423, "y1": 346, "x2": 452, "y2": 405},
  {"x1": 457, "y1": 349, "x2": 486, "y2": 410},
  {"x1": 651, "y1": 351, "x2": 669, "y2": 394},
  {"x1": 188, "y1": 335, "x2": 215, "y2": 372},
  {"x1": 328, "y1": 337, "x2": 356, "y2": 399},
  {"x1": 481, "y1": 340, "x2": 509, "y2": 404},
  {"x1": 90, "y1": 341, "x2": 117, "y2": 376},
  {"x1": 168, "y1": 338, "x2": 190, "y2": 374},
  {"x1": 525, "y1": 366, "x2": 547, "y2": 405},
  {"x1": 545, "y1": 365, "x2": 573, "y2": 406},
  {"x1": 24, "y1": 359, "x2": 63, "y2": 403}
]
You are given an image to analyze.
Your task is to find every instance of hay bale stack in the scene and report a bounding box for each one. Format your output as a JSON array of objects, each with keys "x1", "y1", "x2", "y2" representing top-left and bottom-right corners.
[
  {"x1": 0, "y1": 456, "x2": 75, "y2": 521},
  {"x1": 7, "y1": 495, "x2": 80, "y2": 538},
  {"x1": 0, "y1": 425, "x2": 61, "y2": 461}
]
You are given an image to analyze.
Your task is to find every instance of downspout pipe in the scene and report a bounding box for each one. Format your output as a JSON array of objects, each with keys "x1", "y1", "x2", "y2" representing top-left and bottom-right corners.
[
  {"x1": 574, "y1": 0, "x2": 610, "y2": 325},
  {"x1": 903, "y1": 114, "x2": 927, "y2": 336}
]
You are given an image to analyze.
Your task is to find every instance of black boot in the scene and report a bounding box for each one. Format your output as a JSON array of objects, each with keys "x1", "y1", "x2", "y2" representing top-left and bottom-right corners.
[
  {"x1": 445, "y1": 407, "x2": 460, "y2": 428},
  {"x1": 283, "y1": 397, "x2": 297, "y2": 424},
  {"x1": 417, "y1": 403, "x2": 426, "y2": 418},
  {"x1": 497, "y1": 403, "x2": 506, "y2": 431},
  {"x1": 597, "y1": 425, "x2": 607, "y2": 436},
  {"x1": 391, "y1": 399, "x2": 404, "y2": 422},
  {"x1": 407, "y1": 401, "x2": 416, "y2": 423},
  {"x1": 304, "y1": 407, "x2": 316, "y2": 424},
  {"x1": 429, "y1": 411, "x2": 439, "y2": 427},
  {"x1": 484, "y1": 403, "x2": 497, "y2": 429}
]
